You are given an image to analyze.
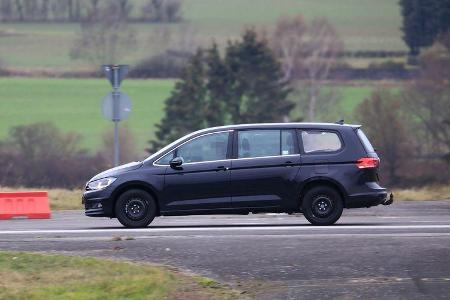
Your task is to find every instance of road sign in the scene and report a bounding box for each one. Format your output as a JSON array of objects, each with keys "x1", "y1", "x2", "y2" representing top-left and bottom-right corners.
[
  {"x1": 101, "y1": 64, "x2": 131, "y2": 167},
  {"x1": 102, "y1": 65, "x2": 129, "y2": 88},
  {"x1": 101, "y1": 92, "x2": 132, "y2": 121}
]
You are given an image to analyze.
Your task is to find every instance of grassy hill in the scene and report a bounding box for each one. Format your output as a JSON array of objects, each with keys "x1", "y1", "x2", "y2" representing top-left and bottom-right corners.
[
  {"x1": 0, "y1": 0, "x2": 404, "y2": 71},
  {"x1": 0, "y1": 78, "x2": 379, "y2": 153}
]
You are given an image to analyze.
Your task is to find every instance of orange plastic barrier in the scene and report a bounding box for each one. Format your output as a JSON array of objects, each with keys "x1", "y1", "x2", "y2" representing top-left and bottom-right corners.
[{"x1": 0, "y1": 191, "x2": 51, "y2": 220}]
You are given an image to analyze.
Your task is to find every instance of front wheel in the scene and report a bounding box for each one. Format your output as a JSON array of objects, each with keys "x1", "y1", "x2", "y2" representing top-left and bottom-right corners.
[
  {"x1": 115, "y1": 189, "x2": 157, "y2": 228},
  {"x1": 302, "y1": 186, "x2": 343, "y2": 226}
]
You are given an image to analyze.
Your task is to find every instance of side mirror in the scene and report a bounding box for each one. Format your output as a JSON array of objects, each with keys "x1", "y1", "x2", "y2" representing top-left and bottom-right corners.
[{"x1": 169, "y1": 157, "x2": 184, "y2": 169}]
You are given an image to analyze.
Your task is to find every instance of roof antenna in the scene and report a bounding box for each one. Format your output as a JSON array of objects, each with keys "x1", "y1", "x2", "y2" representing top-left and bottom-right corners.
[{"x1": 335, "y1": 119, "x2": 344, "y2": 125}]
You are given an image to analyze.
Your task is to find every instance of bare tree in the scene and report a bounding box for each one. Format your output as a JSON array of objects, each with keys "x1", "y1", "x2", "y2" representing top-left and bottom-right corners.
[
  {"x1": 0, "y1": 0, "x2": 14, "y2": 21},
  {"x1": 271, "y1": 15, "x2": 308, "y2": 82},
  {"x1": 15, "y1": 0, "x2": 24, "y2": 21},
  {"x1": 357, "y1": 90, "x2": 411, "y2": 185},
  {"x1": 70, "y1": 3, "x2": 136, "y2": 65},
  {"x1": 402, "y1": 48, "x2": 450, "y2": 154},
  {"x1": 39, "y1": 0, "x2": 49, "y2": 21},
  {"x1": 303, "y1": 18, "x2": 343, "y2": 121},
  {"x1": 271, "y1": 15, "x2": 343, "y2": 121},
  {"x1": 142, "y1": 0, "x2": 182, "y2": 23}
]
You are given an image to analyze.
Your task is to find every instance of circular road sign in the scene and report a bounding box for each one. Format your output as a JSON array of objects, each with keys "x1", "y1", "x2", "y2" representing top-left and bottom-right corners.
[{"x1": 101, "y1": 92, "x2": 132, "y2": 121}]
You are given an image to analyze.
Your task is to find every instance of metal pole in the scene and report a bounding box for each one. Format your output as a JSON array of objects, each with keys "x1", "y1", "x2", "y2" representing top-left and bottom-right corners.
[
  {"x1": 112, "y1": 66, "x2": 120, "y2": 167},
  {"x1": 113, "y1": 120, "x2": 119, "y2": 166}
]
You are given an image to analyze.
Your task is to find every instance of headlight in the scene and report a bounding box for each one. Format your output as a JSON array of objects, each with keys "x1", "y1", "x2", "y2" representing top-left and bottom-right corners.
[{"x1": 86, "y1": 177, "x2": 116, "y2": 191}]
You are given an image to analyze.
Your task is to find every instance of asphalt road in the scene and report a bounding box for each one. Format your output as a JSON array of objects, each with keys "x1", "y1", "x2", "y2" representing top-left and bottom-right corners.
[{"x1": 1, "y1": 201, "x2": 450, "y2": 299}]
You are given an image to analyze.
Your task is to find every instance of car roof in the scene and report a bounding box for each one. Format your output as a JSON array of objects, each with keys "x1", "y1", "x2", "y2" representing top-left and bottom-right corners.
[{"x1": 194, "y1": 122, "x2": 361, "y2": 135}]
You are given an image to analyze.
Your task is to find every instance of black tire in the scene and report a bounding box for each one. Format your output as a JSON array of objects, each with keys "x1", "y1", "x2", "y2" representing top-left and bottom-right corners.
[
  {"x1": 302, "y1": 186, "x2": 343, "y2": 226},
  {"x1": 115, "y1": 189, "x2": 157, "y2": 228}
]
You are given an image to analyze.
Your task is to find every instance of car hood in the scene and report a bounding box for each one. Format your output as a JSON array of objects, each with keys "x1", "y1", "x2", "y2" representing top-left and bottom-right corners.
[{"x1": 89, "y1": 161, "x2": 143, "y2": 181}]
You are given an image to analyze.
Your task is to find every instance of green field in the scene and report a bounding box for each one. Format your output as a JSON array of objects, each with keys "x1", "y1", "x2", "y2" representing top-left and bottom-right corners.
[
  {"x1": 0, "y1": 78, "x2": 377, "y2": 153},
  {"x1": 0, "y1": 78, "x2": 174, "y2": 154},
  {"x1": 0, "y1": 0, "x2": 405, "y2": 70}
]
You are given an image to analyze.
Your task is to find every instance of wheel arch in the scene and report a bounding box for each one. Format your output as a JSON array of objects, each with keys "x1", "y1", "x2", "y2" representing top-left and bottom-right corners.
[
  {"x1": 298, "y1": 177, "x2": 348, "y2": 207},
  {"x1": 111, "y1": 181, "x2": 161, "y2": 217}
]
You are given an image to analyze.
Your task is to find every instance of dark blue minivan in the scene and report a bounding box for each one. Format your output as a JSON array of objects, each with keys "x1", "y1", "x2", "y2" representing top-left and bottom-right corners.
[{"x1": 83, "y1": 123, "x2": 392, "y2": 227}]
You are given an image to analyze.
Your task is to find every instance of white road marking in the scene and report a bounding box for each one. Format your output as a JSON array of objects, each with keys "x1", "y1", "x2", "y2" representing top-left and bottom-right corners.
[
  {"x1": 4, "y1": 232, "x2": 449, "y2": 242},
  {"x1": 1, "y1": 224, "x2": 450, "y2": 235}
]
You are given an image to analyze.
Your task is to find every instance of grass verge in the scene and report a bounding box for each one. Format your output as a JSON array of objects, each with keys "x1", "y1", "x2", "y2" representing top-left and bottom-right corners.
[
  {"x1": 0, "y1": 251, "x2": 244, "y2": 300},
  {"x1": 392, "y1": 185, "x2": 450, "y2": 201}
]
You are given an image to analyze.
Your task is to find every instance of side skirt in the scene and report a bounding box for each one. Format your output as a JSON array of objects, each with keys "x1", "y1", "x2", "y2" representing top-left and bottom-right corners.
[{"x1": 160, "y1": 206, "x2": 297, "y2": 216}]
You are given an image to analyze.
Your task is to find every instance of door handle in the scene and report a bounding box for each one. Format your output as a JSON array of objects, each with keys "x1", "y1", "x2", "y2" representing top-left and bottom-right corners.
[
  {"x1": 216, "y1": 166, "x2": 229, "y2": 171},
  {"x1": 284, "y1": 161, "x2": 294, "y2": 167}
]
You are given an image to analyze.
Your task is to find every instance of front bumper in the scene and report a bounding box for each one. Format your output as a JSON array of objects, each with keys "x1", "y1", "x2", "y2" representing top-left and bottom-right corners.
[{"x1": 82, "y1": 192, "x2": 114, "y2": 217}]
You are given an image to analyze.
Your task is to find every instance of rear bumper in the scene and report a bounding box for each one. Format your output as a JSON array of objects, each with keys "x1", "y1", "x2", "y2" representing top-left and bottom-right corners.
[{"x1": 346, "y1": 191, "x2": 393, "y2": 208}]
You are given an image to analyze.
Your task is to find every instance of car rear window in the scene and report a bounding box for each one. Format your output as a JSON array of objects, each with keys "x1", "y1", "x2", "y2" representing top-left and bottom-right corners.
[
  {"x1": 301, "y1": 131, "x2": 342, "y2": 153},
  {"x1": 357, "y1": 129, "x2": 375, "y2": 153}
]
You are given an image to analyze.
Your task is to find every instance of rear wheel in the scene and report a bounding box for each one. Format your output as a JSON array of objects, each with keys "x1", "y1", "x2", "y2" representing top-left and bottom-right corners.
[
  {"x1": 115, "y1": 189, "x2": 156, "y2": 228},
  {"x1": 302, "y1": 186, "x2": 343, "y2": 226}
]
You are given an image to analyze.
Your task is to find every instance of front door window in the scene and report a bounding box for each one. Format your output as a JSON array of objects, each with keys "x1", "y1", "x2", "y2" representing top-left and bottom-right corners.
[{"x1": 177, "y1": 132, "x2": 229, "y2": 163}]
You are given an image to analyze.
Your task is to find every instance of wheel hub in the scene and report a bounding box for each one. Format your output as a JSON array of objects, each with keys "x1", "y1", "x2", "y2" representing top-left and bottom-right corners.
[
  {"x1": 312, "y1": 195, "x2": 333, "y2": 218},
  {"x1": 125, "y1": 198, "x2": 147, "y2": 220}
]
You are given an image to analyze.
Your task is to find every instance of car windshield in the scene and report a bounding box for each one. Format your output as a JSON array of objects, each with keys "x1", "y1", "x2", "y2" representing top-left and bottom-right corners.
[{"x1": 143, "y1": 133, "x2": 196, "y2": 163}]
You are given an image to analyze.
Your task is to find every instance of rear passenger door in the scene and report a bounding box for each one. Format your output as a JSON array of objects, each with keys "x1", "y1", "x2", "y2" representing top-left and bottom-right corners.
[{"x1": 230, "y1": 129, "x2": 300, "y2": 209}]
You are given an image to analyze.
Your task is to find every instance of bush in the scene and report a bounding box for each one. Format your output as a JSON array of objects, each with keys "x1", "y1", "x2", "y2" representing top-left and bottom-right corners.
[
  {"x1": 129, "y1": 50, "x2": 191, "y2": 78},
  {"x1": 0, "y1": 123, "x2": 107, "y2": 188}
]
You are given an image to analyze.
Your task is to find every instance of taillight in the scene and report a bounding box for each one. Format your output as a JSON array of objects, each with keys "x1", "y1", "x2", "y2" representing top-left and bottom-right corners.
[{"x1": 356, "y1": 157, "x2": 379, "y2": 169}]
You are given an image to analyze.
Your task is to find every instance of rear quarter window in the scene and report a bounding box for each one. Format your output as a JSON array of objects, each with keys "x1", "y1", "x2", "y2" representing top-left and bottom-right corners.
[
  {"x1": 300, "y1": 130, "x2": 342, "y2": 153},
  {"x1": 357, "y1": 129, "x2": 375, "y2": 153}
]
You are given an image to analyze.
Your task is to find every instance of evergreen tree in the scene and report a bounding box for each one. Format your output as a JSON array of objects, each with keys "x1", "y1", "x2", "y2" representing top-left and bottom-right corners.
[
  {"x1": 400, "y1": 0, "x2": 450, "y2": 60},
  {"x1": 225, "y1": 30, "x2": 293, "y2": 123},
  {"x1": 148, "y1": 30, "x2": 293, "y2": 153},
  {"x1": 148, "y1": 50, "x2": 207, "y2": 152},
  {"x1": 204, "y1": 43, "x2": 232, "y2": 125}
]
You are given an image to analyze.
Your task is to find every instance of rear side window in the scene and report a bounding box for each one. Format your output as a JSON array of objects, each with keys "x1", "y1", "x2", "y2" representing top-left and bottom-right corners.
[
  {"x1": 238, "y1": 130, "x2": 297, "y2": 158},
  {"x1": 301, "y1": 130, "x2": 342, "y2": 153},
  {"x1": 357, "y1": 129, "x2": 375, "y2": 153}
]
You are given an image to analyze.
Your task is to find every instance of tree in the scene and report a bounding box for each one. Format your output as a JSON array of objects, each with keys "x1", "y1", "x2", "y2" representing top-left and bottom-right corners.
[
  {"x1": 356, "y1": 90, "x2": 411, "y2": 184},
  {"x1": 271, "y1": 15, "x2": 343, "y2": 121},
  {"x1": 224, "y1": 30, "x2": 293, "y2": 123},
  {"x1": 0, "y1": 123, "x2": 106, "y2": 188},
  {"x1": 0, "y1": 0, "x2": 14, "y2": 21},
  {"x1": 148, "y1": 30, "x2": 293, "y2": 153},
  {"x1": 148, "y1": 50, "x2": 207, "y2": 152},
  {"x1": 401, "y1": 49, "x2": 450, "y2": 156},
  {"x1": 271, "y1": 15, "x2": 308, "y2": 82},
  {"x1": 70, "y1": 3, "x2": 136, "y2": 65},
  {"x1": 400, "y1": 0, "x2": 450, "y2": 61},
  {"x1": 141, "y1": 0, "x2": 182, "y2": 23},
  {"x1": 204, "y1": 43, "x2": 230, "y2": 126}
]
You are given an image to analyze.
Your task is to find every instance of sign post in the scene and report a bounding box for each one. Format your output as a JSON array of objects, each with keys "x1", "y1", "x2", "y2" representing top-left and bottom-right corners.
[{"x1": 102, "y1": 65, "x2": 131, "y2": 167}]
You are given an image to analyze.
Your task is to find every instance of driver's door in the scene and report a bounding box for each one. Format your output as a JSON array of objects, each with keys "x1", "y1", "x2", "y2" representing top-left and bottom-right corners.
[{"x1": 161, "y1": 131, "x2": 232, "y2": 212}]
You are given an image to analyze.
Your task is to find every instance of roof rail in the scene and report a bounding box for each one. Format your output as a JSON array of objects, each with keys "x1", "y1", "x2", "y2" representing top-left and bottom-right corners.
[{"x1": 335, "y1": 119, "x2": 344, "y2": 125}]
